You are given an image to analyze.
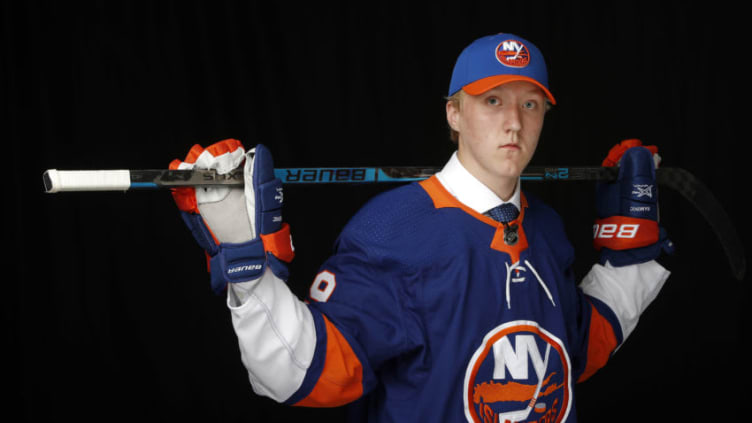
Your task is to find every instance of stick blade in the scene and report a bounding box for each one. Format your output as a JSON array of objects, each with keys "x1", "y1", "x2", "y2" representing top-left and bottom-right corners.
[{"x1": 658, "y1": 168, "x2": 746, "y2": 280}]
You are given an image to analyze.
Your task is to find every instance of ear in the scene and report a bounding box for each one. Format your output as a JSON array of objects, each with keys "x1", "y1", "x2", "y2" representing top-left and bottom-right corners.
[{"x1": 446, "y1": 100, "x2": 460, "y2": 132}]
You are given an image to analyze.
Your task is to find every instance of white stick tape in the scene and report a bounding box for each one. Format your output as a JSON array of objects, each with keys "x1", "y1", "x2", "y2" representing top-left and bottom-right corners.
[{"x1": 44, "y1": 169, "x2": 132, "y2": 193}]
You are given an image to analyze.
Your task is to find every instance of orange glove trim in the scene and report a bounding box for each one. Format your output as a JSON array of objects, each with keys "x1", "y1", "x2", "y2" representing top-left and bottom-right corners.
[
  {"x1": 602, "y1": 139, "x2": 658, "y2": 167},
  {"x1": 204, "y1": 138, "x2": 243, "y2": 157},
  {"x1": 260, "y1": 223, "x2": 295, "y2": 263}
]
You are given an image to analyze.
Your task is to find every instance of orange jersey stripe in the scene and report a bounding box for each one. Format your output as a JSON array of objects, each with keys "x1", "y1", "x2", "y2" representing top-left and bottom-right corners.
[
  {"x1": 419, "y1": 176, "x2": 530, "y2": 263},
  {"x1": 294, "y1": 314, "x2": 364, "y2": 407},
  {"x1": 578, "y1": 303, "x2": 619, "y2": 382}
]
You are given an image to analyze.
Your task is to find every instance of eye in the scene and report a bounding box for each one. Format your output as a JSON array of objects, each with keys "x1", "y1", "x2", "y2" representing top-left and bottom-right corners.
[
  {"x1": 486, "y1": 97, "x2": 500, "y2": 106},
  {"x1": 522, "y1": 100, "x2": 537, "y2": 110}
]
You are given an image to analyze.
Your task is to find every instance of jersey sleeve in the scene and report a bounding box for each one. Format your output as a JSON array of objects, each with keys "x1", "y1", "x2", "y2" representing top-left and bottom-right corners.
[
  {"x1": 285, "y1": 200, "x2": 425, "y2": 407},
  {"x1": 580, "y1": 260, "x2": 671, "y2": 343},
  {"x1": 227, "y1": 268, "x2": 319, "y2": 403},
  {"x1": 228, "y1": 184, "x2": 429, "y2": 408},
  {"x1": 570, "y1": 260, "x2": 670, "y2": 382},
  {"x1": 527, "y1": 193, "x2": 670, "y2": 383},
  {"x1": 227, "y1": 228, "x2": 402, "y2": 408}
]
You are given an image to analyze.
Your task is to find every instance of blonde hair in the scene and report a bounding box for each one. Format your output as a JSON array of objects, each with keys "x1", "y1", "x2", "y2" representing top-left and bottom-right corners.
[{"x1": 445, "y1": 90, "x2": 464, "y2": 144}]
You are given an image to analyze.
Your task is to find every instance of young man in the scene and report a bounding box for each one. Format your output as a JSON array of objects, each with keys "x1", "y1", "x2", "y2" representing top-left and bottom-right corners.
[{"x1": 170, "y1": 33, "x2": 672, "y2": 422}]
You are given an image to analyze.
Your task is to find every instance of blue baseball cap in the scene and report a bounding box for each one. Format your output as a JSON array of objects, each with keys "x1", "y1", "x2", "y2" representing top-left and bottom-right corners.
[{"x1": 448, "y1": 33, "x2": 556, "y2": 104}]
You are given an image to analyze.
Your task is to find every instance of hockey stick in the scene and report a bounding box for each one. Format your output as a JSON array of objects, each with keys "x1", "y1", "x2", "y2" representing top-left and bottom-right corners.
[
  {"x1": 42, "y1": 166, "x2": 746, "y2": 280},
  {"x1": 42, "y1": 166, "x2": 613, "y2": 191}
]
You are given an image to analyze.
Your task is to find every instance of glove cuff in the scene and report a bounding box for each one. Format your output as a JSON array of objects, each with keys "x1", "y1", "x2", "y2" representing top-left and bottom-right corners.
[
  {"x1": 206, "y1": 223, "x2": 295, "y2": 295},
  {"x1": 599, "y1": 227, "x2": 674, "y2": 267},
  {"x1": 209, "y1": 238, "x2": 266, "y2": 294}
]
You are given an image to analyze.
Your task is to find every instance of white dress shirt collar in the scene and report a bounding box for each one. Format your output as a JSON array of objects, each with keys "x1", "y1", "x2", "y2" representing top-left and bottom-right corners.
[{"x1": 435, "y1": 151, "x2": 521, "y2": 215}]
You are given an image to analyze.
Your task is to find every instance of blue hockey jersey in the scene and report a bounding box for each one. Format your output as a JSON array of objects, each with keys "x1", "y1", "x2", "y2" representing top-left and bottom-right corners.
[{"x1": 283, "y1": 175, "x2": 632, "y2": 422}]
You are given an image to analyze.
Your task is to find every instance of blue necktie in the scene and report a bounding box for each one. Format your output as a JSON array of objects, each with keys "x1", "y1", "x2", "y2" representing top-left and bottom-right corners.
[{"x1": 487, "y1": 203, "x2": 519, "y2": 223}]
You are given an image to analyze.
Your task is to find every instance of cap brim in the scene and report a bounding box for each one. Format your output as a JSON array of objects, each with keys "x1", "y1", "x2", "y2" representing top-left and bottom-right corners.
[{"x1": 463, "y1": 75, "x2": 556, "y2": 105}]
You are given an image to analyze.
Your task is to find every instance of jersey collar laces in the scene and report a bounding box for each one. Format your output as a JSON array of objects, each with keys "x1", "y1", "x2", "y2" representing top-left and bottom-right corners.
[{"x1": 505, "y1": 260, "x2": 556, "y2": 309}]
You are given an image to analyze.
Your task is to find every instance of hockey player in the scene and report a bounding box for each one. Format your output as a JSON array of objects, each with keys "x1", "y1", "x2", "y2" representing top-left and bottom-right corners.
[{"x1": 169, "y1": 33, "x2": 673, "y2": 422}]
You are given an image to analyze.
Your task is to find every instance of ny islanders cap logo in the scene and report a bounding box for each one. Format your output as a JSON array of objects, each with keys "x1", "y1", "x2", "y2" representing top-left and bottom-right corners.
[
  {"x1": 495, "y1": 39, "x2": 531, "y2": 68},
  {"x1": 463, "y1": 321, "x2": 572, "y2": 423}
]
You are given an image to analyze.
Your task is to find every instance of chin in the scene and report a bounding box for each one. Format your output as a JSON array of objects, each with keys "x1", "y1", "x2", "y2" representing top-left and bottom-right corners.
[
  {"x1": 494, "y1": 159, "x2": 527, "y2": 178},
  {"x1": 491, "y1": 167, "x2": 522, "y2": 181}
]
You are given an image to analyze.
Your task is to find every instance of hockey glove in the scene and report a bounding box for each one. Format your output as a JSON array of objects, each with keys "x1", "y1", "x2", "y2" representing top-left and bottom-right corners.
[
  {"x1": 170, "y1": 139, "x2": 294, "y2": 294},
  {"x1": 594, "y1": 139, "x2": 674, "y2": 266}
]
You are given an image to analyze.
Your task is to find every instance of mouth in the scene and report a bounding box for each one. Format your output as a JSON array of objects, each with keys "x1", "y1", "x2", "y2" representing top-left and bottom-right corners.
[{"x1": 499, "y1": 144, "x2": 521, "y2": 150}]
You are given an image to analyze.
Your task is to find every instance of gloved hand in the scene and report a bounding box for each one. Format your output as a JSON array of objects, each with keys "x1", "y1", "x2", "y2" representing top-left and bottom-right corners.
[
  {"x1": 169, "y1": 139, "x2": 294, "y2": 294},
  {"x1": 594, "y1": 139, "x2": 674, "y2": 266}
]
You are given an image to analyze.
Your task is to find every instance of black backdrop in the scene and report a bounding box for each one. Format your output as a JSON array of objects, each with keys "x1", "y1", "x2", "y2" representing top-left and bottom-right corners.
[{"x1": 6, "y1": 1, "x2": 748, "y2": 421}]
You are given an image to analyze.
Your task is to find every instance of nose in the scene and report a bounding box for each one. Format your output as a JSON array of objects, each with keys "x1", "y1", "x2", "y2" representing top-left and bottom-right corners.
[{"x1": 503, "y1": 105, "x2": 522, "y2": 134}]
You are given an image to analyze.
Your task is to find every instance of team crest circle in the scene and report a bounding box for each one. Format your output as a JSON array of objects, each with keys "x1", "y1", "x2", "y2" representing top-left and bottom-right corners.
[
  {"x1": 463, "y1": 321, "x2": 572, "y2": 423},
  {"x1": 496, "y1": 39, "x2": 531, "y2": 68}
]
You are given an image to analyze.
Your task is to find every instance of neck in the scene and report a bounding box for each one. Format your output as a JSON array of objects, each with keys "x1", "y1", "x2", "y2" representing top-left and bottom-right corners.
[
  {"x1": 487, "y1": 177, "x2": 517, "y2": 202},
  {"x1": 456, "y1": 151, "x2": 518, "y2": 201},
  {"x1": 467, "y1": 167, "x2": 518, "y2": 201}
]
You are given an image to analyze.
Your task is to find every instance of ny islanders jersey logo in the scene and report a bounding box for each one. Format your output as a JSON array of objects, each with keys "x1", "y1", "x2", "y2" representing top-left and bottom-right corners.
[
  {"x1": 495, "y1": 39, "x2": 531, "y2": 68},
  {"x1": 464, "y1": 321, "x2": 572, "y2": 423}
]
